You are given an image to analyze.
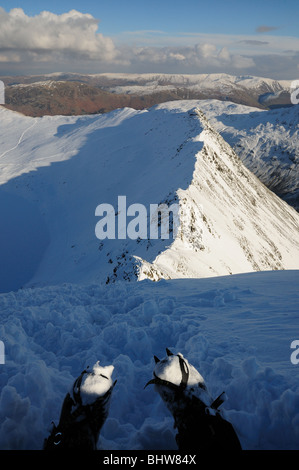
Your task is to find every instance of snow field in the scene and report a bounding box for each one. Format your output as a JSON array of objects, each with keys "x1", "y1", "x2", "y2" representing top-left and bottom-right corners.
[{"x1": 0, "y1": 270, "x2": 298, "y2": 450}]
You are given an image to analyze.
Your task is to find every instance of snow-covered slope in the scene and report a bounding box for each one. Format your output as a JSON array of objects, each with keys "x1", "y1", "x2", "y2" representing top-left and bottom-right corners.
[
  {"x1": 0, "y1": 105, "x2": 200, "y2": 291},
  {"x1": 0, "y1": 102, "x2": 298, "y2": 292}
]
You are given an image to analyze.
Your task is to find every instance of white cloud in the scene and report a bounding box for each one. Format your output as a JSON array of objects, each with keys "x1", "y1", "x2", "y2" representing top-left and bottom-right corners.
[
  {"x1": 128, "y1": 42, "x2": 255, "y2": 73},
  {"x1": 218, "y1": 47, "x2": 230, "y2": 61},
  {"x1": 169, "y1": 52, "x2": 186, "y2": 61},
  {"x1": 197, "y1": 43, "x2": 217, "y2": 59},
  {"x1": 0, "y1": 8, "x2": 122, "y2": 66}
]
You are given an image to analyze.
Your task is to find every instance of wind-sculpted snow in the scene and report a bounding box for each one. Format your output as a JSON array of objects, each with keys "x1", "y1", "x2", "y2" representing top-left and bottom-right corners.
[{"x1": 0, "y1": 271, "x2": 298, "y2": 449}]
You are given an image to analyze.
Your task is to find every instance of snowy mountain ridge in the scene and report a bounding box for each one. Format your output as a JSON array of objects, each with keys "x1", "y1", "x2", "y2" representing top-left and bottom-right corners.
[
  {"x1": 137, "y1": 105, "x2": 299, "y2": 280},
  {"x1": 103, "y1": 72, "x2": 288, "y2": 95},
  {"x1": 0, "y1": 100, "x2": 298, "y2": 292}
]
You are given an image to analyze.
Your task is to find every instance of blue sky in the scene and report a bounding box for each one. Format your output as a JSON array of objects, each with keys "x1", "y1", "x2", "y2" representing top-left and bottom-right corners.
[
  {"x1": 1, "y1": 0, "x2": 299, "y2": 36},
  {"x1": 0, "y1": 1, "x2": 298, "y2": 78}
]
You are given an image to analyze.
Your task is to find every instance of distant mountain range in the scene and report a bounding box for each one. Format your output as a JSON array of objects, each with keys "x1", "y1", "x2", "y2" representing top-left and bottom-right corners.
[{"x1": 0, "y1": 72, "x2": 293, "y2": 117}]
